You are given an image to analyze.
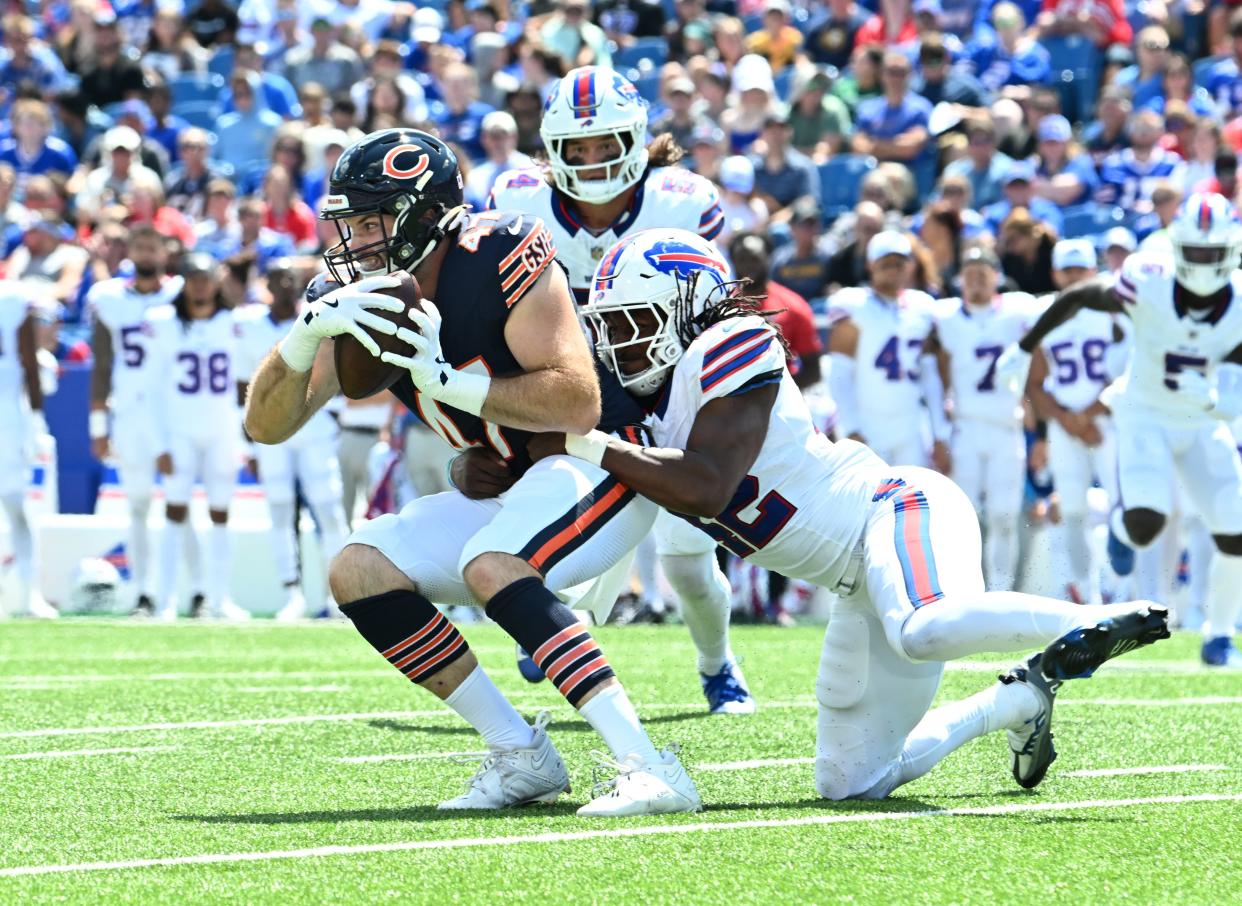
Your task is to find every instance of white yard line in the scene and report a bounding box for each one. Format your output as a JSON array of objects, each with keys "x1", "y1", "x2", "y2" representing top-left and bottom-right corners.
[
  {"x1": 0, "y1": 746, "x2": 178, "y2": 761},
  {"x1": 337, "y1": 751, "x2": 488, "y2": 764},
  {"x1": 1064, "y1": 764, "x2": 1229, "y2": 778},
  {"x1": 0, "y1": 711, "x2": 452, "y2": 739},
  {"x1": 0, "y1": 793, "x2": 1237, "y2": 878},
  {"x1": 697, "y1": 757, "x2": 814, "y2": 771}
]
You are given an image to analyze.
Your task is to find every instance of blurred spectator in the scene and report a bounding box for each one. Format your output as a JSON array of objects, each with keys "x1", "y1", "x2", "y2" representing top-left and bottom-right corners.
[
  {"x1": 912, "y1": 32, "x2": 988, "y2": 107},
  {"x1": 876, "y1": 160, "x2": 919, "y2": 214},
  {"x1": 825, "y1": 199, "x2": 887, "y2": 293},
  {"x1": 186, "y1": 0, "x2": 240, "y2": 48},
  {"x1": 540, "y1": 0, "x2": 612, "y2": 69},
  {"x1": 997, "y1": 206, "x2": 1057, "y2": 294},
  {"x1": 1195, "y1": 150, "x2": 1239, "y2": 199},
  {"x1": 264, "y1": 130, "x2": 309, "y2": 199},
  {"x1": 715, "y1": 155, "x2": 769, "y2": 246},
  {"x1": 999, "y1": 85, "x2": 1061, "y2": 160},
  {"x1": 1032, "y1": 114, "x2": 1099, "y2": 207},
  {"x1": 76, "y1": 8, "x2": 146, "y2": 108},
  {"x1": 221, "y1": 197, "x2": 295, "y2": 274},
  {"x1": 1114, "y1": 25, "x2": 1170, "y2": 103},
  {"x1": 770, "y1": 196, "x2": 833, "y2": 301},
  {"x1": 1034, "y1": 0, "x2": 1132, "y2": 49},
  {"x1": 807, "y1": 0, "x2": 871, "y2": 69},
  {"x1": 74, "y1": 126, "x2": 160, "y2": 220},
  {"x1": 193, "y1": 179, "x2": 240, "y2": 255},
  {"x1": 1142, "y1": 53, "x2": 1216, "y2": 118},
  {"x1": 317, "y1": 0, "x2": 403, "y2": 43},
  {"x1": 729, "y1": 231, "x2": 823, "y2": 387},
  {"x1": 856, "y1": 0, "x2": 919, "y2": 50},
  {"x1": 750, "y1": 107, "x2": 821, "y2": 220},
  {"x1": 0, "y1": 14, "x2": 71, "y2": 110},
  {"x1": 146, "y1": 84, "x2": 192, "y2": 165},
  {"x1": 930, "y1": 171, "x2": 988, "y2": 237},
  {"x1": 302, "y1": 131, "x2": 349, "y2": 210},
  {"x1": 1096, "y1": 110, "x2": 1185, "y2": 210},
  {"x1": 4, "y1": 214, "x2": 88, "y2": 307},
  {"x1": 665, "y1": 0, "x2": 716, "y2": 62},
  {"x1": 1136, "y1": 180, "x2": 1183, "y2": 252},
  {"x1": 984, "y1": 160, "x2": 1065, "y2": 235},
  {"x1": 722, "y1": 54, "x2": 778, "y2": 154},
  {"x1": 278, "y1": 17, "x2": 364, "y2": 96},
  {"x1": 53, "y1": 90, "x2": 111, "y2": 161},
  {"x1": 505, "y1": 85, "x2": 547, "y2": 156},
  {"x1": 788, "y1": 66, "x2": 853, "y2": 160},
  {"x1": 1082, "y1": 84, "x2": 1131, "y2": 164},
  {"x1": 465, "y1": 112, "x2": 533, "y2": 210},
  {"x1": 919, "y1": 198, "x2": 967, "y2": 287},
  {"x1": 943, "y1": 114, "x2": 1012, "y2": 208},
  {"x1": 0, "y1": 99, "x2": 77, "y2": 187},
  {"x1": 851, "y1": 51, "x2": 933, "y2": 166},
  {"x1": 694, "y1": 67, "x2": 732, "y2": 124},
  {"x1": 1201, "y1": 8, "x2": 1242, "y2": 118},
  {"x1": 473, "y1": 33, "x2": 521, "y2": 111},
  {"x1": 0, "y1": 164, "x2": 27, "y2": 240},
  {"x1": 214, "y1": 72, "x2": 282, "y2": 173},
  {"x1": 164, "y1": 128, "x2": 230, "y2": 220},
  {"x1": 834, "y1": 43, "x2": 884, "y2": 112},
  {"x1": 125, "y1": 170, "x2": 196, "y2": 249},
  {"x1": 745, "y1": 0, "x2": 804, "y2": 71},
  {"x1": 965, "y1": 3, "x2": 1051, "y2": 94},
  {"x1": 1158, "y1": 101, "x2": 1196, "y2": 159},
  {"x1": 651, "y1": 77, "x2": 715, "y2": 151},
  {"x1": 1181, "y1": 120, "x2": 1224, "y2": 193},
  {"x1": 430, "y1": 62, "x2": 495, "y2": 162},
  {"x1": 712, "y1": 17, "x2": 749, "y2": 75},
  {"x1": 1100, "y1": 225, "x2": 1136, "y2": 273},
  {"x1": 351, "y1": 41, "x2": 430, "y2": 127},
  {"x1": 223, "y1": 43, "x2": 301, "y2": 119},
  {"x1": 85, "y1": 99, "x2": 171, "y2": 177},
  {"x1": 687, "y1": 122, "x2": 726, "y2": 181},
  {"x1": 261, "y1": 165, "x2": 317, "y2": 252},
  {"x1": 518, "y1": 43, "x2": 568, "y2": 103},
  {"x1": 141, "y1": 5, "x2": 210, "y2": 80}
]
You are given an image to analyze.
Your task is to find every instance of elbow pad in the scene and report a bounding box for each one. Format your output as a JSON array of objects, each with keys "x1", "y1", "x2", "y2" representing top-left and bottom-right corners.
[{"x1": 829, "y1": 352, "x2": 861, "y2": 438}]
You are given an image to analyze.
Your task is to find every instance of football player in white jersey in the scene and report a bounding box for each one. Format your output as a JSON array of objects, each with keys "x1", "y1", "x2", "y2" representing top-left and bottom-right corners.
[
  {"x1": 488, "y1": 65, "x2": 752, "y2": 714},
  {"x1": 1003, "y1": 193, "x2": 1242, "y2": 667},
  {"x1": 87, "y1": 225, "x2": 186, "y2": 613},
  {"x1": 147, "y1": 254, "x2": 247, "y2": 621},
  {"x1": 0, "y1": 281, "x2": 55, "y2": 617},
  {"x1": 827, "y1": 231, "x2": 946, "y2": 469},
  {"x1": 535, "y1": 228, "x2": 1170, "y2": 800},
  {"x1": 928, "y1": 247, "x2": 1039, "y2": 591},
  {"x1": 235, "y1": 260, "x2": 348, "y2": 621},
  {"x1": 1023, "y1": 239, "x2": 1120, "y2": 605}
]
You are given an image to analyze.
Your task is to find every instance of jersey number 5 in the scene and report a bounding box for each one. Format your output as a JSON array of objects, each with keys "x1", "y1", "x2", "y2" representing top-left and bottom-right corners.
[
  {"x1": 1163, "y1": 352, "x2": 1208, "y2": 390},
  {"x1": 689, "y1": 475, "x2": 797, "y2": 558}
]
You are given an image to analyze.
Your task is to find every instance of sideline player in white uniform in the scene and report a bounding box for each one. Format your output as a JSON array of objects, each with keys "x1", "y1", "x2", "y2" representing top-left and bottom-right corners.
[
  {"x1": 147, "y1": 254, "x2": 247, "y2": 621},
  {"x1": 538, "y1": 228, "x2": 1170, "y2": 800},
  {"x1": 236, "y1": 260, "x2": 348, "y2": 621},
  {"x1": 1003, "y1": 193, "x2": 1242, "y2": 667},
  {"x1": 0, "y1": 281, "x2": 56, "y2": 617},
  {"x1": 929, "y1": 247, "x2": 1039, "y2": 591},
  {"x1": 488, "y1": 65, "x2": 751, "y2": 714},
  {"x1": 827, "y1": 231, "x2": 944, "y2": 468},
  {"x1": 1024, "y1": 239, "x2": 1120, "y2": 605},
  {"x1": 87, "y1": 224, "x2": 185, "y2": 613}
]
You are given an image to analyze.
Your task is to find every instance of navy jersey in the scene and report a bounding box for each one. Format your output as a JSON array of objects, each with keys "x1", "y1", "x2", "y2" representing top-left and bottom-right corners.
[{"x1": 322, "y1": 210, "x2": 644, "y2": 475}]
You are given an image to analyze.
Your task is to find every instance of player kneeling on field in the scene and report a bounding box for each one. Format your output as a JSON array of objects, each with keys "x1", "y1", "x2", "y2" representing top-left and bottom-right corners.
[{"x1": 529, "y1": 228, "x2": 1171, "y2": 799}]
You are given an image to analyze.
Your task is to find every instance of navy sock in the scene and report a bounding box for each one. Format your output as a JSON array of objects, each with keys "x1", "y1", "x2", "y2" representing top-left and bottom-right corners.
[{"x1": 341, "y1": 590, "x2": 469, "y2": 683}]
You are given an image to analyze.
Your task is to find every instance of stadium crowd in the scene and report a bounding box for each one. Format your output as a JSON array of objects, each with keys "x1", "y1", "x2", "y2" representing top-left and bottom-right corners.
[{"x1": 0, "y1": 0, "x2": 1238, "y2": 627}]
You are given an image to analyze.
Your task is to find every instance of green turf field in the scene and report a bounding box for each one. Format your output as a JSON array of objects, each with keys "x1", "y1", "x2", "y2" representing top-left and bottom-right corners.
[{"x1": 0, "y1": 620, "x2": 1238, "y2": 904}]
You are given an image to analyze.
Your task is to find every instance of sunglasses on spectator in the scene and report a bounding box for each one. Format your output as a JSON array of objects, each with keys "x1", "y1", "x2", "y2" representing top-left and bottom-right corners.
[{"x1": 1141, "y1": 41, "x2": 1168, "y2": 51}]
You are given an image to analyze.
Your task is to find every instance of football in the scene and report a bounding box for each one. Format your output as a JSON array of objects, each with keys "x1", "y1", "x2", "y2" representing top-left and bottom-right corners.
[{"x1": 332, "y1": 269, "x2": 423, "y2": 400}]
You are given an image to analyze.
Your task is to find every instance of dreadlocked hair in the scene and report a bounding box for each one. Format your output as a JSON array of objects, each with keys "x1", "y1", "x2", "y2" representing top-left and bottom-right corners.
[{"x1": 671, "y1": 275, "x2": 792, "y2": 360}]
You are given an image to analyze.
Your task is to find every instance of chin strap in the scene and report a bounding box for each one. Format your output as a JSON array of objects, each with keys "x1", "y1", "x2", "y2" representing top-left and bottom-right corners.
[{"x1": 401, "y1": 204, "x2": 470, "y2": 274}]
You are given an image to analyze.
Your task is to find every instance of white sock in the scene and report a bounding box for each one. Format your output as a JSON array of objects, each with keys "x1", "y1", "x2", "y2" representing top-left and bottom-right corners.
[
  {"x1": 985, "y1": 520, "x2": 1019, "y2": 592},
  {"x1": 128, "y1": 497, "x2": 151, "y2": 596},
  {"x1": 893, "y1": 679, "x2": 1040, "y2": 791},
  {"x1": 663, "y1": 553, "x2": 733, "y2": 675},
  {"x1": 1204, "y1": 551, "x2": 1242, "y2": 639},
  {"x1": 310, "y1": 500, "x2": 347, "y2": 568},
  {"x1": 158, "y1": 520, "x2": 187, "y2": 609},
  {"x1": 900, "y1": 592, "x2": 1126, "y2": 661},
  {"x1": 443, "y1": 666, "x2": 535, "y2": 752},
  {"x1": 1134, "y1": 540, "x2": 1166, "y2": 602},
  {"x1": 183, "y1": 519, "x2": 204, "y2": 594},
  {"x1": 1061, "y1": 513, "x2": 1092, "y2": 597},
  {"x1": 634, "y1": 533, "x2": 664, "y2": 611},
  {"x1": 1185, "y1": 520, "x2": 1213, "y2": 618},
  {"x1": 267, "y1": 500, "x2": 299, "y2": 586},
  {"x1": 2, "y1": 495, "x2": 32, "y2": 612},
  {"x1": 206, "y1": 523, "x2": 231, "y2": 608},
  {"x1": 578, "y1": 683, "x2": 660, "y2": 763}
]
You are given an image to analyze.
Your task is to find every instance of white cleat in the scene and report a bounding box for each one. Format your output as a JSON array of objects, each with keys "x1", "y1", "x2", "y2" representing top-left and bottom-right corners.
[
  {"x1": 275, "y1": 590, "x2": 307, "y2": 623},
  {"x1": 577, "y1": 746, "x2": 702, "y2": 817},
  {"x1": 438, "y1": 712, "x2": 570, "y2": 810},
  {"x1": 154, "y1": 603, "x2": 178, "y2": 621},
  {"x1": 212, "y1": 599, "x2": 252, "y2": 622},
  {"x1": 23, "y1": 595, "x2": 59, "y2": 619}
]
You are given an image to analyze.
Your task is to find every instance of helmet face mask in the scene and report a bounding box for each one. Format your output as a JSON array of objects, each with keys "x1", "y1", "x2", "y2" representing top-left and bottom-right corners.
[{"x1": 1169, "y1": 193, "x2": 1242, "y2": 297}]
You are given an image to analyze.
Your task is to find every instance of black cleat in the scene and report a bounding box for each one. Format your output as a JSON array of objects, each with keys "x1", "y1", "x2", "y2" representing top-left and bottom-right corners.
[
  {"x1": 131, "y1": 594, "x2": 155, "y2": 618},
  {"x1": 1001, "y1": 652, "x2": 1061, "y2": 789},
  {"x1": 188, "y1": 593, "x2": 207, "y2": 619},
  {"x1": 1041, "y1": 603, "x2": 1171, "y2": 681}
]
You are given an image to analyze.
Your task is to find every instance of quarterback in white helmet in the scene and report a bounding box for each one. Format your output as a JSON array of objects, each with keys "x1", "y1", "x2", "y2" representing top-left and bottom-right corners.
[
  {"x1": 529, "y1": 227, "x2": 1170, "y2": 801},
  {"x1": 1007, "y1": 192, "x2": 1242, "y2": 667}
]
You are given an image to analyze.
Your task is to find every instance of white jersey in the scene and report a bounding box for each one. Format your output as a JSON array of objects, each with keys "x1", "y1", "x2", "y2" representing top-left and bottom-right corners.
[
  {"x1": 87, "y1": 275, "x2": 184, "y2": 409},
  {"x1": 828, "y1": 287, "x2": 939, "y2": 445},
  {"x1": 645, "y1": 315, "x2": 887, "y2": 589},
  {"x1": 488, "y1": 165, "x2": 724, "y2": 301},
  {"x1": 0, "y1": 281, "x2": 31, "y2": 409},
  {"x1": 1111, "y1": 251, "x2": 1242, "y2": 424},
  {"x1": 936, "y1": 293, "x2": 1039, "y2": 426},
  {"x1": 1039, "y1": 306, "x2": 1119, "y2": 412},
  {"x1": 234, "y1": 303, "x2": 338, "y2": 446},
  {"x1": 146, "y1": 306, "x2": 241, "y2": 445}
]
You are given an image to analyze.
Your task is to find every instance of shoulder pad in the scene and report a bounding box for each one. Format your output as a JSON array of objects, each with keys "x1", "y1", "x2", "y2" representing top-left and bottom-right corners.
[{"x1": 457, "y1": 211, "x2": 558, "y2": 309}]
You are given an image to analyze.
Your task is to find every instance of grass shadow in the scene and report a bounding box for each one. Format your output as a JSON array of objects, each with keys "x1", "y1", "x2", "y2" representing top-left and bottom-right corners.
[{"x1": 172, "y1": 802, "x2": 583, "y2": 825}]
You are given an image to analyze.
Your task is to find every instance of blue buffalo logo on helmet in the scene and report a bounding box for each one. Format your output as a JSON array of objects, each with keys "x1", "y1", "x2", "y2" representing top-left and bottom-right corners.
[{"x1": 642, "y1": 240, "x2": 729, "y2": 289}]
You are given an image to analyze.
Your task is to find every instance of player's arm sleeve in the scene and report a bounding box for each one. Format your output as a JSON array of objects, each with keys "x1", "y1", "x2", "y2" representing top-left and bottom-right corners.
[
  {"x1": 697, "y1": 321, "x2": 786, "y2": 406},
  {"x1": 496, "y1": 216, "x2": 558, "y2": 310},
  {"x1": 696, "y1": 180, "x2": 725, "y2": 243},
  {"x1": 828, "y1": 352, "x2": 860, "y2": 438},
  {"x1": 1019, "y1": 273, "x2": 1120, "y2": 353},
  {"x1": 919, "y1": 353, "x2": 950, "y2": 443}
]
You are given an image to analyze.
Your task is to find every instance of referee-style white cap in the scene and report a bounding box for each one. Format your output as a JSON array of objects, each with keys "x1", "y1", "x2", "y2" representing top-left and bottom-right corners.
[
  {"x1": 1052, "y1": 238, "x2": 1096, "y2": 270},
  {"x1": 867, "y1": 230, "x2": 913, "y2": 263}
]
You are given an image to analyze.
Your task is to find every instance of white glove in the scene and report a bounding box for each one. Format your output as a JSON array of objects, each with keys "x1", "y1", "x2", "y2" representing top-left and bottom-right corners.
[
  {"x1": 278, "y1": 273, "x2": 406, "y2": 371},
  {"x1": 1173, "y1": 367, "x2": 1242, "y2": 420},
  {"x1": 994, "y1": 343, "x2": 1033, "y2": 395},
  {"x1": 380, "y1": 300, "x2": 491, "y2": 416}
]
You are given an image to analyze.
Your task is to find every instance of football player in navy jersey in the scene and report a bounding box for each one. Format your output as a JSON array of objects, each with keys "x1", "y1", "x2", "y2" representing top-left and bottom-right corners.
[{"x1": 244, "y1": 129, "x2": 701, "y2": 816}]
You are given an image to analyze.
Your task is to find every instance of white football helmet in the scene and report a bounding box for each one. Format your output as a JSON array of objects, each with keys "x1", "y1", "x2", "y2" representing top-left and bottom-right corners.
[
  {"x1": 540, "y1": 66, "x2": 649, "y2": 204},
  {"x1": 1168, "y1": 192, "x2": 1242, "y2": 296},
  {"x1": 584, "y1": 229, "x2": 733, "y2": 396},
  {"x1": 68, "y1": 558, "x2": 122, "y2": 614}
]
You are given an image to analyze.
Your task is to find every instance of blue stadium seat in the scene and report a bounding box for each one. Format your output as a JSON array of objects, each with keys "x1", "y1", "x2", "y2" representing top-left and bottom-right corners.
[
  {"x1": 169, "y1": 73, "x2": 225, "y2": 106},
  {"x1": 633, "y1": 75, "x2": 661, "y2": 104},
  {"x1": 818, "y1": 154, "x2": 876, "y2": 222},
  {"x1": 206, "y1": 45, "x2": 234, "y2": 79},
  {"x1": 613, "y1": 37, "x2": 668, "y2": 71},
  {"x1": 176, "y1": 101, "x2": 221, "y2": 132},
  {"x1": 1060, "y1": 203, "x2": 1127, "y2": 239},
  {"x1": 1040, "y1": 35, "x2": 1101, "y2": 122}
]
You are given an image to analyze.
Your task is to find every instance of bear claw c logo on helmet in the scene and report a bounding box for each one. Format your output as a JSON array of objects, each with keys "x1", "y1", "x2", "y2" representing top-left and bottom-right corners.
[{"x1": 382, "y1": 145, "x2": 431, "y2": 180}]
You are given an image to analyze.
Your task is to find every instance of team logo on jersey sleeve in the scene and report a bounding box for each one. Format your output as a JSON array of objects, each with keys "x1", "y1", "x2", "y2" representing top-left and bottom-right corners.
[{"x1": 642, "y1": 240, "x2": 729, "y2": 288}]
